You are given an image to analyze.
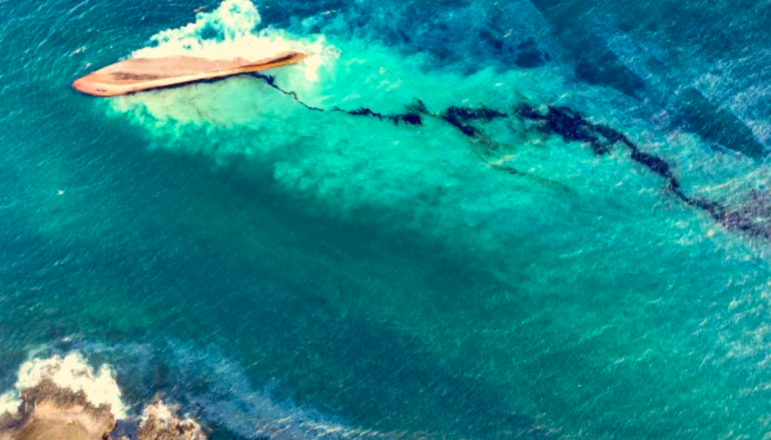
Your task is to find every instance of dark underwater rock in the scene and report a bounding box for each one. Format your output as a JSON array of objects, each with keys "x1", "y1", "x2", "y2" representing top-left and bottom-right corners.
[{"x1": 675, "y1": 87, "x2": 765, "y2": 160}]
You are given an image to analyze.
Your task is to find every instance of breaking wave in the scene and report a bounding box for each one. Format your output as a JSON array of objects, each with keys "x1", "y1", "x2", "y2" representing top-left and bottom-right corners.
[
  {"x1": 131, "y1": 0, "x2": 327, "y2": 82},
  {"x1": 0, "y1": 351, "x2": 126, "y2": 420}
]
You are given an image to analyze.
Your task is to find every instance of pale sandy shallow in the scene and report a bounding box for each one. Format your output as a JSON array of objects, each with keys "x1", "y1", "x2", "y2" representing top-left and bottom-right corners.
[{"x1": 73, "y1": 52, "x2": 306, "y2": 96}]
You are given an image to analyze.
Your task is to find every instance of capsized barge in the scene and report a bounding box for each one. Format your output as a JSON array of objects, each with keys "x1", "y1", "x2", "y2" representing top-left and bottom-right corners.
[{"x1": 72, "y1": 51, "x2": 306, "y2": 97}]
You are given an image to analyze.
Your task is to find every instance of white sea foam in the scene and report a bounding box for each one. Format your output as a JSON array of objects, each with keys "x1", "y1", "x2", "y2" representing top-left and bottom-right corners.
[
  {"x1": 2, "y1": 352, "x2": 126, "y2": 419},
  {"x1": 131, "y1": 0, "x2": 327, "y2": 82},
  {"x1": 140, "y1": 398, "x2": 204, "y2": 437},
  {"x1": 0, "y1": 391, "x2": 19, "y2": 417},
  {"x1": 141, "y1": 399, "x2": 176, "y2": 423}
]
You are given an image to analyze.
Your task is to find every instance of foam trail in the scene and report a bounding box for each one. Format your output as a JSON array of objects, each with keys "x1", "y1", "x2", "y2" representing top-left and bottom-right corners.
[
  {"x1": 131, "y1": 0, "x2": 327, "y2": 82},
  {"x1": 163, "y1": 343, "x2": 408, "y2": 439},
  {"x1": 0, "y1": 391, "x2": 18, "y2": 417}
]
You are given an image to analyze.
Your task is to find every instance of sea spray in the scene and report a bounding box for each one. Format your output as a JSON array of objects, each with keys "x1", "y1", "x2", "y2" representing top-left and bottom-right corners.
[
  {"x1": 137, "y1": 399, "x2": 206, "y2": 440},
  {"x1": 131, "y1": 0, "x2": 327, "y2": 82},
  {"x1": 8, "y1": 352, "x2": 126, "y2": 420},
  {"x1": 0, "y1": 352, "x2": 125, "y2": 440},
  {"x1": 0, "y1": 392, "x2": 17, "y2": 418}
]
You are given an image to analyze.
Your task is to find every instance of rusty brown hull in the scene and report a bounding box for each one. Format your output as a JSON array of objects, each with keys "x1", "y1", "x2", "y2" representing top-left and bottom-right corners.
[{"x1": 73, "y1": 51, "x2": 306, "y2": 97}]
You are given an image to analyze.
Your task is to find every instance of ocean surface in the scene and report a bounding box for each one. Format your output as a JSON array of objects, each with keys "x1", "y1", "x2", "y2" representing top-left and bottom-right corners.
[{"x1": 2, "y1": 0, "x2": 771, "y2": 438}]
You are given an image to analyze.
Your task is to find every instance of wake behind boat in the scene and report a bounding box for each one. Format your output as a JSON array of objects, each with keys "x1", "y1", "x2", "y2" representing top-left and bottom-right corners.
[{"x1": 72, "y1": 51, "x2": 307, "y2": 97}]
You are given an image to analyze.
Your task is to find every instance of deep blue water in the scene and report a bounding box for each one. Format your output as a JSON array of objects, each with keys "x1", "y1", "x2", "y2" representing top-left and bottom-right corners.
[{"x1": 3, "y1": 0, "x2": 771, "y2": 438}]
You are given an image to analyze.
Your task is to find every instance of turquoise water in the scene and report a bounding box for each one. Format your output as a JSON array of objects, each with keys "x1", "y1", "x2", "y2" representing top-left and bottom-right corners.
[{"x1": 3, "y1": 0, "x2": 771, "y2": 438}]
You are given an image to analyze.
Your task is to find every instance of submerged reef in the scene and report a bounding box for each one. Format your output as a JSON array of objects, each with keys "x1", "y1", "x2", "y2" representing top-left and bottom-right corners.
[{"x1": 0, "y1": 354, "x2": 206, "y2": 440}]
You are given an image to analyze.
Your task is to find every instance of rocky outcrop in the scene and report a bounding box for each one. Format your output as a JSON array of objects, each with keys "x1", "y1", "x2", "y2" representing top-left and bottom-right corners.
[
  {"x1": 0, "y1": 387, "x2": 207, "y2": 440},
  {"x1": 0, "y1": 379, "x2": 116, "y2": 440},
  {"x1": 132, "y1": 400, "x2": 206, "y2": 440},
  {"x1": 0, "y1": 354, "x2": 206, "y2": 440}
]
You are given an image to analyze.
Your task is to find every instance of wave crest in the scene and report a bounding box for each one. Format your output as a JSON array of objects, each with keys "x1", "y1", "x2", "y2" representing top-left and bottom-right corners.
[
  {"x1": 131, "y1": 0, "x2": 327, "y2": 82},
  {"x1": 2, "y1": 352, "x2": 125, "y2": 420}
]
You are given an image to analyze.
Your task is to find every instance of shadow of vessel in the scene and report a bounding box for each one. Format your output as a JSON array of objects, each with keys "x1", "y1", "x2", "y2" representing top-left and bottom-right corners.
[{"x1": 73, "y1": 51, "x2": 306, "y2": 97}]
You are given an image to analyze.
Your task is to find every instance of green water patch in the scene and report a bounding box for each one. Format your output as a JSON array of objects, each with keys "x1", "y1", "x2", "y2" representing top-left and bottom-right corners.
[{"x1": 94, "y1": 9, "x2": 771, "y2": 438}]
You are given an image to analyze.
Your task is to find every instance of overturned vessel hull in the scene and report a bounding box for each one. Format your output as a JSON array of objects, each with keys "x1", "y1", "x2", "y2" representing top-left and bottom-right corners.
[{"x1": 73, "y1": 51, "x2": 306, "y2": 97}]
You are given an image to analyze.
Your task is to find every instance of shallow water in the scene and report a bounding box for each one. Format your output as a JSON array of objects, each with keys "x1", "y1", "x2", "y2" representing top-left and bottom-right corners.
[{"x1": 2, "y1": 0, "x2": 771, "y2": 438}]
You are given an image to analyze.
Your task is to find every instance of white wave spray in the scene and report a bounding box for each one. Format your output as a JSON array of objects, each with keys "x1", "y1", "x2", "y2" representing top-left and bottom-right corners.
[
  {"x1": 131, "y1": 0, "x2": 327, "y2": 82},
  {"x1": 0, "y1": 351, "x2": 126, "y2": 420}
]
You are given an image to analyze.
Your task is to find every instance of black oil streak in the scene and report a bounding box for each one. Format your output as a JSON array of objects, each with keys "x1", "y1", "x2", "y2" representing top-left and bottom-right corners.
[
  {"x1": 252, "y1": 73, "x2": 325, "y2": 112},
  {"x1": 519, "y1": 105, "x2": 771, "y2": 240},
  {"x1": 442, "y1": 106, "x2": 507, "y2": 137},
  {"x1": 253, "y1": 73, "x2": 421, "y2": 124},
  {"x1": 517, "y1": 105, "x2": 614, "y2": 155},
  {"x1": 250, "y1": 75, "x2": 770, "y2": 241},
  {"x1": 343, "y1": 107, "x2": 422, "y2": 126}
]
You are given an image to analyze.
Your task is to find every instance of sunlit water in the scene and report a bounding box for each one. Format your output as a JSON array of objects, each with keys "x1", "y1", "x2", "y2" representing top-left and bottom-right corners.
[{"x1": 2, "y1": 0, "x2": 771, "y2": 438}]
